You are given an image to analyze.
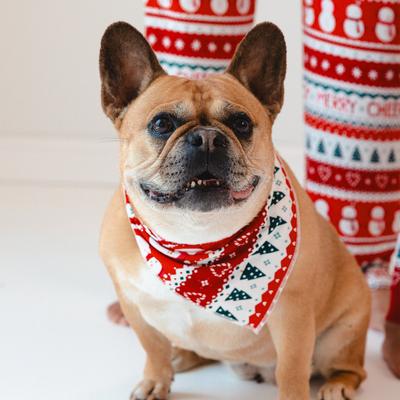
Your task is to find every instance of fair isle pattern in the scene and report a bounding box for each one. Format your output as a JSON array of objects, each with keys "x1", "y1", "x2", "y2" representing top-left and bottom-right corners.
[
  {"x1": 144, "y1": 0, "x2": 255, "y2": 78},
  {"x1": 125, "y1": 156, "x2": 299, "y2": 333},
  {"x1": 303, "y1": 0, "x2": 400, "y2": 270}
]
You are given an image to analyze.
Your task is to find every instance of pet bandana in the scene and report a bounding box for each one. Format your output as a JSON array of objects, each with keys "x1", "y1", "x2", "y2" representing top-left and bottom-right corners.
[{"x1": 125, "y1": 155, "x2": 299, "y2": 333}]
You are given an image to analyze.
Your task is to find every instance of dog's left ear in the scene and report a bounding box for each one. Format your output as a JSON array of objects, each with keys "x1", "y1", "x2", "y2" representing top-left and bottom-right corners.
[{"x1": 226, "y1": 22, "x2": 287, "y2": 119}]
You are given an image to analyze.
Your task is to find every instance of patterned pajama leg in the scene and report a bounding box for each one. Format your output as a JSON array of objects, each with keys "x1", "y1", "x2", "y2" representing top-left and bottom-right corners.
[
  {"x1": 303, "y1": 0, "x2": 400, "y2": 318},
  {"x1": 144, "y1": 0, "x2": 256, "y2": 78},
  {"x1": 388, "y1": 236, "x2": 400, "y2": 323}
]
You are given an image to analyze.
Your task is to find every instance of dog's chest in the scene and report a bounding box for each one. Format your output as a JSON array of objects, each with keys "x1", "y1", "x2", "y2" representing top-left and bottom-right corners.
[{"x1": 116, "y1": 263, "x2": 269, "y2": 360}]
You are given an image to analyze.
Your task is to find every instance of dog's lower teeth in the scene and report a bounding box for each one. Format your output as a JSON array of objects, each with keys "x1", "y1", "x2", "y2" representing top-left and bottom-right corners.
[{"x1": 191, "y1": 181, "x2": 196, "y2": 188}]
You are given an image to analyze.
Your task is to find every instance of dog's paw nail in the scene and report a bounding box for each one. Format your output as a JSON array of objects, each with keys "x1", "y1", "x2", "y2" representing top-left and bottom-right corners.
[{"x1": 254, "y1": 373, "x2": 264, "y2": 383}]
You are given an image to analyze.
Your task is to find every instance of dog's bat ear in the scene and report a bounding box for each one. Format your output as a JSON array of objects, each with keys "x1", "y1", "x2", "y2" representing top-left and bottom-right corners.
[
  {"x1": 226, "y1": 22, "x2": 287, "y2": 120},
  {"x1": 99, "y1": 22, "x2": 165, "y2": 123}
]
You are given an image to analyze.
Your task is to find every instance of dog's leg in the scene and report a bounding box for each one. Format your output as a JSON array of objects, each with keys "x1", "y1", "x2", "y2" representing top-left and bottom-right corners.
[
  {"x1": 118, "y1": 294, "x2": 174, "y2": 400},
  {"x1": 172, "y1": 347, "x2": 213, "y2": 373},
  {"x1": 268, "y1": 301, "x2": 315, "y2": 400},
  {"x1": 314, "y1": 306, "x2": 369, "y2": 400}
]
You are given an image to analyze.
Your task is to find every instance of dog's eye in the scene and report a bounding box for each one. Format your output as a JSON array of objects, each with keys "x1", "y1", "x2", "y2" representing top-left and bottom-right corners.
[
  {"x1": 149, "y1": 113, "x2": 175, "y2": 137},
  {"x1": 226, "y1": 113, "x2": 253, "y2": 138}
]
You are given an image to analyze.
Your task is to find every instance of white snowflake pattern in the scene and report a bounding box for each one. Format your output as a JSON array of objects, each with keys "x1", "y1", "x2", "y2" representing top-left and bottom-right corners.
[
  {"x1": 352, "y1": 67, "x2": 362, "y2": 79},
  {"x1": 148, "y1": 34, "x2": 157, "y2": 45},
  {"x1": 310, "y1": 56, "x2": 317, "y2": 68},
  {"x1": 208, "y1": 42, "x2": 217, "y2": 52},
  {"x1": 162, "y1": 36, "x2": 171, "y2": 49},
  {"x1": 191, "y1": 39, "x2": 201, "y2": 51},
  {"x1": 335, "y1": 63, "x2": 345, "y2": 75},
  {"x1": 223, "y1": 42, "x2": 232, "y2": 53},
  {"x1": 385, "y1": 69, "x2": 394, "y2": 80},
  {"x1": 321, "y1": 59, "x2": 330, "y2": 70},
  {"x1": 368, "y1": 70, "x2": 378, "y2": 80},
  {"x1": 175, "y1": 39, "x2": 185, "y2": 51}
]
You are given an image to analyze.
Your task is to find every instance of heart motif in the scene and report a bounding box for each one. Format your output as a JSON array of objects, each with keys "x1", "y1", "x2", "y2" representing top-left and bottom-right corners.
[
  {"x1": 375, "y1": 174, "x2": 389, "y2": 189},
  {"x1": 345, "y1": 171, "x2": 361, "y2": 187},
  {"x1": 317, "y1": 165, "x2": 332, "y2": 182}
]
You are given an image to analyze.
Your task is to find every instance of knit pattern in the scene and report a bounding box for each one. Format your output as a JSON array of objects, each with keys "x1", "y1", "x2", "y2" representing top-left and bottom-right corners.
[
  {"x1": 303, "y1": 0, "x2": 400, "y2": 275},
  {"x1": 144, "y1": 0, "x2": 256, "y2": 78}
]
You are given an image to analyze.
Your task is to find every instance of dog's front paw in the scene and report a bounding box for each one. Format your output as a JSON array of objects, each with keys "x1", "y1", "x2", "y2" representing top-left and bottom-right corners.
[
  {"x1": 130, "y1": 378, "x2": 171, "y2": 400},
  {"x1": 318, "y1": 382, "x2": 355, "y2": 400}
]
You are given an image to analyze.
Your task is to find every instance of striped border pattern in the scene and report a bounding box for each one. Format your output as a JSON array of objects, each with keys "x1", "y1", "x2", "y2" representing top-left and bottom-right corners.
[{"x1": 145, "y1": 0, "x2": 255, "y2": 78}]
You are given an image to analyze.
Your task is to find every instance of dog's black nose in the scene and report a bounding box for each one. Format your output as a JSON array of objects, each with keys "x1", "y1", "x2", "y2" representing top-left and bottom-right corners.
[{"x1": 186, "y1": 128, "x2": 227, "y2": 152}]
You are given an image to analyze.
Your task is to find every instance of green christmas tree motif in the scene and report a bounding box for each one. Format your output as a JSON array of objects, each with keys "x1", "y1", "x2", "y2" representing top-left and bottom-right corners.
[
  {"x1": 352, "y1": 147, "x2": 362, "y2": 161},
  {"x1": 226, "y1": 288, "x2": 252, "y2": 301},
  {"x1": 240, "y1": 263, "x2": 266, "y2": 280},
  {"x1": 274, "y1": 166, "x2": 280, "y2": 175},
  {"x1": 253, "y1": 240, "x2": 279, "y2": 255},
  {"x1": 333, "y1": 143, "x2": 342, "y2": 158},
  {"x1": 216, "y1": 306, "x2": 238, "y2": 321},
  {"x1": 270, "y1": 191, "x2": 285, "y2": 206},
  {"x1": 317, "y1": 140, "x2": 326, "y2": 154},
  {"x1": 268, "y1": 216, "x2": 287, "y2": 234},
  {"x1": 370, "y1": 149, "x2": 380, "y2": 163},
  {"x1": 306, "y1": 135, "x2": 311, "y2": 149},
  {"x1": 388, "y1": 149, "x2": 396, "y2": 163}
]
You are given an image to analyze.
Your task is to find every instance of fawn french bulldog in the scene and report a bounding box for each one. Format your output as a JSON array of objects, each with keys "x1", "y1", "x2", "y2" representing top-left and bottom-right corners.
[{"x1": 99, "y1": 21, "x2": 370, "y2": 400}]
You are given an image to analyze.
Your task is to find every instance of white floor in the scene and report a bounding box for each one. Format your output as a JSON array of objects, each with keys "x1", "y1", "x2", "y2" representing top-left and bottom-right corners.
[{"x1": 1, "y1": 141, "x2": 399, "y2": 400}]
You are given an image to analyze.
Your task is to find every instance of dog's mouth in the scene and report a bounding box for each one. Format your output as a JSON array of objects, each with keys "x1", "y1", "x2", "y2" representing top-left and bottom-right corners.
[{"x1": 140, "y1": 172, "x2": 260, "y2": 205}]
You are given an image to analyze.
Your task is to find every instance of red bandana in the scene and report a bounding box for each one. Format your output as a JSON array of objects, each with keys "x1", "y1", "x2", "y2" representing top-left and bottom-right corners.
[{"x1": 125, "y1": 156, "x2": 299, "y2": 333}]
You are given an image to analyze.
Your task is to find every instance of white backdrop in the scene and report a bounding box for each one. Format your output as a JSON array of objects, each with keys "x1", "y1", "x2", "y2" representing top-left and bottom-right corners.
[{"x1": 0, "y1": 0, "x2": 302, "y2": 146}]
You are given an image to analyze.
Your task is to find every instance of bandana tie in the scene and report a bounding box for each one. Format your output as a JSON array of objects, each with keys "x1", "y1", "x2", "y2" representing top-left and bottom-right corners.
[{"x1": 125, "y1": 155, "x2": 299, "y2": 333}]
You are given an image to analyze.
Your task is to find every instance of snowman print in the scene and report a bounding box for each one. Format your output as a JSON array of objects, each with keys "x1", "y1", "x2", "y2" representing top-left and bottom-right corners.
[
  {"x1": 211, "y1": 0, "x2": 229, "y2": 15},
  {"x1": 368, "y1": 206, "x2": 386, "y2": 236},
  {"x1": 315, "y1": 199, "x2": 329, "y2": 219},
  {"x1": 157, "y1": 0, "x2": 173, "y2": 8},
  {"x1": 237, "y1": 0, "x2": 251, "y2": 15},
  {"x1": 339, "y1": 205, "x2": 359, "y2": 236},
  {"x1": 179, "y1": 0, "x2": 201, "y2": 13},
  {"x1": 304, "y1": 0, "x2": 315, "y2": 27},
  {"x1": 375, "y1": 7, "x2": 397, "y2": 43},
  {"x1": 343, "y1": 4, "x2": 365, "y2": 39},
  {"x1": 319, "y1": 0, "x2": 336, "y2": 33},
  {"x1": 393, "y1": 210, "x2": 400, "y2": 233}
]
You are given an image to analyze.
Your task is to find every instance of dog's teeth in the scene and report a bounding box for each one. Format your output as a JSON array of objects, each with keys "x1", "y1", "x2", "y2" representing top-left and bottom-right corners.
[
  {"x1": 191, "y1": 181, "x2": 196, "y2": 188},
  {"x1": 216, "y1": 180, "x2": 220, "y2": 186},
  {"x1": 197, "y1": 180, "x2": 202, "y2": 185}
]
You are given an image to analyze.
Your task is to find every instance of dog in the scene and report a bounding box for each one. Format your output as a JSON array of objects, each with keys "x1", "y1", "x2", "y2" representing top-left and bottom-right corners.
[{"x1": 99, "y1": 21, "x2": 370, "y2": 400}]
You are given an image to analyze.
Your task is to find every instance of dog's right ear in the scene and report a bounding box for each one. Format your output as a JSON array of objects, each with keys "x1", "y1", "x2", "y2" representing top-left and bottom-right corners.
[
  {"x1": 99, "y1": 22, "x2": 165, "y2": 124},
  {"x1": 226, "y1": 22, "x2": 286, "y2": 120}
]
